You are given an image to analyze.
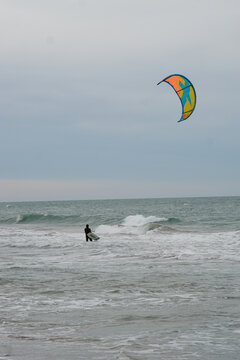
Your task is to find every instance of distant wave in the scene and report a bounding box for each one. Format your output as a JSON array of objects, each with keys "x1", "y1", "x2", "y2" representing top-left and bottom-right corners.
[
  {"x1": 2, "y1": 213, "x2": 81, "y2": 225},
  {"x1": 0, "y1": 212, "x2": 181, "y2": 231}
]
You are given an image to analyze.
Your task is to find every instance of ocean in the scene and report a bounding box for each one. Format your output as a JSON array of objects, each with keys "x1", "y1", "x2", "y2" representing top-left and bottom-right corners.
[{"x1": 0, "y1": 197, "x2": 239, "y2": 360}]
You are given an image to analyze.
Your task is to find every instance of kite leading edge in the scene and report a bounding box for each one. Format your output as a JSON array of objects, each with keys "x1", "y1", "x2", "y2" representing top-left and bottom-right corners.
[{"x1": 157, "y1": 74, "x2": 196, "y2": 122}]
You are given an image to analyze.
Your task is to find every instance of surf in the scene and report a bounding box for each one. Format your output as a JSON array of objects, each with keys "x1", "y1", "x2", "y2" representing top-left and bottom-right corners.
[{"x1": 96, "y1": 214, "x2": 181, "y2": 236}]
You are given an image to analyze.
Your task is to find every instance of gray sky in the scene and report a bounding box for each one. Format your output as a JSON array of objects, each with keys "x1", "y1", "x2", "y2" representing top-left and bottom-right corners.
[{"x1": 0, "y1": 0, "x2": 239, "y2": 201}]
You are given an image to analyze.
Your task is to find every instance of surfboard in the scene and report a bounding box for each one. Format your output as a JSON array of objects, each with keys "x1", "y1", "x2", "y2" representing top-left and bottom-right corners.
[{"x1": 87, "y1": 232, "x2": 100, "y2": 241}]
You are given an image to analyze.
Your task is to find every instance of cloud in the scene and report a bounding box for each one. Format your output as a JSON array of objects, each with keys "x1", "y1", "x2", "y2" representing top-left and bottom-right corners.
[
  {"x1": 0, "y1": 0, "x2": 239, "y2": 200},
  {"x1": 1, "y1": 177, "x2": 238, "y2": 202}
]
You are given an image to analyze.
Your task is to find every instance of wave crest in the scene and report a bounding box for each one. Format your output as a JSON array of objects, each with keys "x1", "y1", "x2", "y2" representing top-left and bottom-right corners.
[
  {"x1": 14, "y1": 213, "x2": 80, "y2": 225},
  {"x1": 122, "y1": 214, "x2": 167, "y2": 227},
  {"x1": 96, "y1": 214, "x2": 180, "y2": 236}
]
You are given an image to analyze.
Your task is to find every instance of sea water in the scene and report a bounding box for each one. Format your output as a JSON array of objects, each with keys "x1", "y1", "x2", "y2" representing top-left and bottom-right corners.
[{"x1": 0, "y1": 197, "x2": 239, "y2": 360}]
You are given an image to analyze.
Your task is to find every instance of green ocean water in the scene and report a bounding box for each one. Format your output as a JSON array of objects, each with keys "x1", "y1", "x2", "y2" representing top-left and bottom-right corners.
[{"x1": 1, "y1": 196, "x2": 239, "y2": 231}]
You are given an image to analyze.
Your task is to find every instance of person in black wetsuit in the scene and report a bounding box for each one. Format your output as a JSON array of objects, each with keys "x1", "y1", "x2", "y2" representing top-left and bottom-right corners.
[{"x1": 84, "y1": 224, "x2": 92, "y2": 241}]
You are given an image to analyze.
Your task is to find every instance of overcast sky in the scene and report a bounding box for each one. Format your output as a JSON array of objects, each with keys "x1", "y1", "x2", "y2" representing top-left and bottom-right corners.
[{"x1": 0, "y1": 0, "x2": 239, "y2": 201}]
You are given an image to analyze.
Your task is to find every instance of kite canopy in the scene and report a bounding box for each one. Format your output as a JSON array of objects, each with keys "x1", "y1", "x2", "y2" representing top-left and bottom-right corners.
[{"x1": 157, "y1": 74, "x2": 196, "y2": 122}]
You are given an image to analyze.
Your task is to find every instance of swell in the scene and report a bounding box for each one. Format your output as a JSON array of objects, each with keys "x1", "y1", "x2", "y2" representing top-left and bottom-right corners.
[
  {"x1": 96, "y1": 216, "x2": 182, "y2": 235},
  {"x1": 147, "y1": 217, "x2": 181, "y2": 231},
  {"x1": 1, "y1": 213, "x2": 81, "y2": 225}
]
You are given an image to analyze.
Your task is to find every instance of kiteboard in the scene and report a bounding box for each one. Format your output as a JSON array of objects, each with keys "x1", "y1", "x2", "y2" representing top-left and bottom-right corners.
[{"x1": 87, "y1": 232, "x2": 100, "y2": 241}]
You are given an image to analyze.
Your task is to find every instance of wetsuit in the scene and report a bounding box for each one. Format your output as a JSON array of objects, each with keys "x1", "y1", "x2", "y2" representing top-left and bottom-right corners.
[{"x1": 84, "y1": 226, "x2": 92, "y2": 241}]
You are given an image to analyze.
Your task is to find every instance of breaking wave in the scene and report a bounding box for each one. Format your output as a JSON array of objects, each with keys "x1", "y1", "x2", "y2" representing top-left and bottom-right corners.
[{"x1": 96, "y1": 214, "x2": 181, "y2": 235}]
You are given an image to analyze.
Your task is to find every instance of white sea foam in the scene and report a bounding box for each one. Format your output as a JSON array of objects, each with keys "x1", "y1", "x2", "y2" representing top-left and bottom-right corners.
[
  {"x1": 122, "y1": 214, "x2": 167, "y2": 227},
  {"x1": 96, "y1": 214, "x2": 167, "y2": 236},
  {"x1": 0, "y1": 226, "x2": 79, "y2": 249},
  {"x1": 1, "y1": 223, "x2": 239, "y2": 263}
]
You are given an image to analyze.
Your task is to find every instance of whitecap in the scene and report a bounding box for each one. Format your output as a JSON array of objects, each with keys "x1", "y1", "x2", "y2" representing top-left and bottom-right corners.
[{"x1": 122, "y1": 214, "x2": 167, "y2": 227}]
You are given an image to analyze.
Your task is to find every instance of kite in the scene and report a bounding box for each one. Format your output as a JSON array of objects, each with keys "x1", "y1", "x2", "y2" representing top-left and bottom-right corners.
[{"x1": 157, "y1": 74, "x2": 196, "y2": 122}]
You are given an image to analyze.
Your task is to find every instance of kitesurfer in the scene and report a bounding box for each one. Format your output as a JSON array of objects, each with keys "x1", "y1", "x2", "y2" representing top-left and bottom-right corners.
[{"x1": 84, "y1": 224, "x2": 92, "y2": 242}]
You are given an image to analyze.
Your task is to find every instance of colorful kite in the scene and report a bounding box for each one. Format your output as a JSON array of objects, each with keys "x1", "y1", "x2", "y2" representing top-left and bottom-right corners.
[{"x1": 157, "y1": 74, "x2": 196, "y2": 122}]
